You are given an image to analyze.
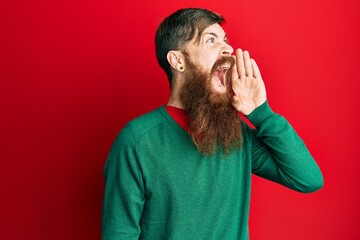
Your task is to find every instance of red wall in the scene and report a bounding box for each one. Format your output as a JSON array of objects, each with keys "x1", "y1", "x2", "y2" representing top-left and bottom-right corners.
[{"x1": 1, "y1": 0, "x2": 359, "y2": 239}]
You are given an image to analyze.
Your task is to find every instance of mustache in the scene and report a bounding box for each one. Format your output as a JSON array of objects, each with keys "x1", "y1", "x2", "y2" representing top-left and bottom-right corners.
[{"x1": 210, "y1": 56, "x2": 235, "y2": 75}]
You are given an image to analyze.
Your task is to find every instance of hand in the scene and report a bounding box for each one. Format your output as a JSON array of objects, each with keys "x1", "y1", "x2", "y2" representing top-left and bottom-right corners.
[{"x1": 231, "y1": 49, "x2": 267, "y2": 115}]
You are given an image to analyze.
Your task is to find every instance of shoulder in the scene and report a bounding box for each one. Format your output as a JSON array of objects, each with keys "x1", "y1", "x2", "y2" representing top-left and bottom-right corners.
[{"x1": 116, "y1": 106, "x2": 169, "y2": 145}]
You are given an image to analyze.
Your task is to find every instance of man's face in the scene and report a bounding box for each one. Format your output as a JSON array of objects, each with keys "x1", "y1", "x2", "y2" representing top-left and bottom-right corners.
[{"x1": 182, "y1": 23, "x2": 234, "y2": 94}]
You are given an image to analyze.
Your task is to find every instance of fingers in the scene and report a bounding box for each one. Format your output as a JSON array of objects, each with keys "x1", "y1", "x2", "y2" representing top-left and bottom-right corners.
[
  {"x1": 235, "y1": 49, "x2": 245, "y2": 79},
  {"x1": 231, "y1": 56, "x2": 238, "y2": 81},
  {"x1": 251, "y1": 59, "x2": 262, "y2": 79},
  {"x1": 243, "y1": 50, "x2": 253, "y2": 77},
  {"x1": 235, "y1": 49, "x2": 255, "y2": 78}
]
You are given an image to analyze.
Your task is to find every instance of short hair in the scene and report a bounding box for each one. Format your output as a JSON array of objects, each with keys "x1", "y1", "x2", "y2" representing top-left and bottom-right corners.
[{"x1": 155, "y1": 8, "x2": 224, "y2": 85}]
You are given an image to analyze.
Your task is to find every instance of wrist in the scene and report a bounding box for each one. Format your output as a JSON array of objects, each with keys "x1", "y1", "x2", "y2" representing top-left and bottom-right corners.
[{"x1": 245, "y1": 101, "x2": 273, "y2": 127}]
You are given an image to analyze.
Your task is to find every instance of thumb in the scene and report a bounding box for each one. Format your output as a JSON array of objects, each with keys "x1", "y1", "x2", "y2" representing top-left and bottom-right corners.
[{"x1": 232, "y1": 95, "x2": 243, "y2": 112}]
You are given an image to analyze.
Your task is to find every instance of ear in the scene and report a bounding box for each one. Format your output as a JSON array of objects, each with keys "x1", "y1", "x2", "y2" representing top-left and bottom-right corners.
[{"x1": 167, "y1": 50, "x2": 185, "y2": 72}]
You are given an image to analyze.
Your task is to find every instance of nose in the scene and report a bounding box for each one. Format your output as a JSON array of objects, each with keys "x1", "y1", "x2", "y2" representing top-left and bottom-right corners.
[{"x1": 221, "y1": 42, "x2": 234, "y2": 56}]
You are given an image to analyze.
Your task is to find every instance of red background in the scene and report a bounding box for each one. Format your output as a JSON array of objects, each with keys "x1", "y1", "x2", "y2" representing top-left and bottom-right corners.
[{"x1": 1, "y1": 0, "x2": 359, "y2": 239}]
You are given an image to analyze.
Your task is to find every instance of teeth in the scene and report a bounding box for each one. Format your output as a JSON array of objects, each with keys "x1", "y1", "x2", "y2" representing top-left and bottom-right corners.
[{"x1": 218, "y1": 65, "x2": 230, "y2": 71}]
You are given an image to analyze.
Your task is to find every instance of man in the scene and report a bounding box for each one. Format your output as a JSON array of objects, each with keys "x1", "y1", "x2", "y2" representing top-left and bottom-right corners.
[{"x1": 102, "y1": 8, "x2": 323, "y2": 240}]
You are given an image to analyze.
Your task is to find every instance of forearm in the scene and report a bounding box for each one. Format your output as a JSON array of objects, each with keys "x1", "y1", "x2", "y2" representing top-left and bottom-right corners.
[{"x1": 247, "y1": 101, "x2": 324, "y2": 193}]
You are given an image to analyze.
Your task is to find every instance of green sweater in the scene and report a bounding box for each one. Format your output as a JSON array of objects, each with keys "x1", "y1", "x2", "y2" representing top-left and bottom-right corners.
[{"x1": 102, "y1": 102, "x2": 323, "y2": 240}]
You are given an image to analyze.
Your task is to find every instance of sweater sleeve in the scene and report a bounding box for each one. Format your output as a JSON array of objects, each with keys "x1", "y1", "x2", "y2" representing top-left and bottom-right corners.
[
  {"x1": 102, "y1": 123, "x2": 145, "y2": 239},
  {"x1": 247, "y1": 101, "x2": 324, "y2": 193}
]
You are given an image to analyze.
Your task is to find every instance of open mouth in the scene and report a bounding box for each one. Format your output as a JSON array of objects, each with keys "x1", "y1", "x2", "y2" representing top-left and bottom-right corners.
[{"x1": 212, "y1": 64, "x2": 230, "y2": 92}]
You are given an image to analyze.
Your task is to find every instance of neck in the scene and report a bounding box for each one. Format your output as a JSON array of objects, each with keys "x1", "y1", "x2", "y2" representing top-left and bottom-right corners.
[
  {"x1": 167, "y1": 97, "x2": 184, "y2": 109},
  {"x1": 167, "y1": 77, "x2": 185, "y2": 109}
]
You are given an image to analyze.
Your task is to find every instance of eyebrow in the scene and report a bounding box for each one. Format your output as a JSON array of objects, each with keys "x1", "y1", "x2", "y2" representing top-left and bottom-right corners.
[{"x1": 202, "y1": 32, "x2": 228, "y2": 41}]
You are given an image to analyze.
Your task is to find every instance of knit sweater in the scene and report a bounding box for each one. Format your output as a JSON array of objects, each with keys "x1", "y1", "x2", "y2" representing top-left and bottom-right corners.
[{"x1": 102, "y1": 101, "x2": 323, "y2": 240}]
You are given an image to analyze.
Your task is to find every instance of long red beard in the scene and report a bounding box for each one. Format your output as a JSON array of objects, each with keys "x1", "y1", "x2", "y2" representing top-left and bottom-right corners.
[{"x1": 179, "y1": 56, "x2": 243, "y2": 155}]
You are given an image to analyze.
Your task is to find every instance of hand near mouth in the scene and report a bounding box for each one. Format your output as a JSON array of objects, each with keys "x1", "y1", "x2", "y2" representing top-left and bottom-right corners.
[{"x1": 231, "y1": 49, "x2": 267, "y2": 115}]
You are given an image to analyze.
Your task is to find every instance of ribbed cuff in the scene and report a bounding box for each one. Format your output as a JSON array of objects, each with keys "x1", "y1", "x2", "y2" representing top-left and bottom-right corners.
[{"x1": 245, "y1": 101, "x2": 274, "y2": 127}]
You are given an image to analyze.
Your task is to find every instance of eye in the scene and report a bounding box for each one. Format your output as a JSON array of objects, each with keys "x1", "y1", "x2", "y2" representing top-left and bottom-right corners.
[{"x1": 206, "y1": 37, "x2": 216, "y2": 43}]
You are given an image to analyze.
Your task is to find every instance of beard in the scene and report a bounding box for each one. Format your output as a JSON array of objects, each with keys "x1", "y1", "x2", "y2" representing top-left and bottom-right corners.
[{"x1": 179, "y1": 55, "x2": 243, "y2": 155}]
